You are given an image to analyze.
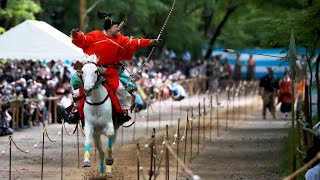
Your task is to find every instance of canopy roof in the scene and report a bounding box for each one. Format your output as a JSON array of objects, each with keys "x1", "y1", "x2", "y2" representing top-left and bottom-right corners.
[{"x1": 0, "y1": 20, "x2": 84, "y2": 62}]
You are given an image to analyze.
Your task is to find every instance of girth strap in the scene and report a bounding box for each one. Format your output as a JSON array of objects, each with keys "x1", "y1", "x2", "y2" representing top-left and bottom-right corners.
[{"x1": 85, "y1": 95, "x2": 109, "y2": 106}]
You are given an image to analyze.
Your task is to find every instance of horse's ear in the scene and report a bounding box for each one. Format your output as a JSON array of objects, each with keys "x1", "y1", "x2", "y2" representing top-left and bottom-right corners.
[
  {"x1": 91, "y1": 54, "x2": 99, "y2": 64},
  {"x1": 78, "y1": 54, "x2": 89, "y2": 64}
]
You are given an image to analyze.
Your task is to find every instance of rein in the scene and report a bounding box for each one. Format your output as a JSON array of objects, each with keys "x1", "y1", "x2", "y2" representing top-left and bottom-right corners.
[{"x1": 79, "y1": 62, "x2": 110, "y2": 106}]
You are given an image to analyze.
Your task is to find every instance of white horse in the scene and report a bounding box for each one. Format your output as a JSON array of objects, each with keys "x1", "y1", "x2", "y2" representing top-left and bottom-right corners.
[{"x1": 79, "y1": 54, "x2": 116, "y2": 176}]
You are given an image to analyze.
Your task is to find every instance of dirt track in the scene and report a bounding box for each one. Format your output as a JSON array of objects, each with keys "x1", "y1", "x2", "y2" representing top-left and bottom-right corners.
[{"x1": 0, "y1": 93, "x2": 290, "y2": 180}]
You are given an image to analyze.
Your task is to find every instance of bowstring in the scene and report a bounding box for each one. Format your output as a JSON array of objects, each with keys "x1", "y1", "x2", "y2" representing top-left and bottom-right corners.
[{"x1": 124, "y1": 0, "x2": 176, "y2": 85}]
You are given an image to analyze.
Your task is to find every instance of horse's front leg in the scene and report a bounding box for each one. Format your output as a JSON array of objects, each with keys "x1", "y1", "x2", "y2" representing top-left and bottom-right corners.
[
  {"x1": 93, "y1": 134, "x2": 105, "y2": 175},
  {"x1": 83, "y1": 124, "x2": 93, "y2": 167},
  {"x1": 105, "y1": 135, "x2": 115, "y2": 176}
]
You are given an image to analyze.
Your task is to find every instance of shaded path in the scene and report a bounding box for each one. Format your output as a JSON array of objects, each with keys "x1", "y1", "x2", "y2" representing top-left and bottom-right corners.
[{"x1": 189, "y1": 118, "x2": 290, "y2": 180}]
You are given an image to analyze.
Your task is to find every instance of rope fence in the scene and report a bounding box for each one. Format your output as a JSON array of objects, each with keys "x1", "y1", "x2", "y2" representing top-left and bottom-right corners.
[{"x1": 0, "y1": 80, "x2": 259, "y2": 179}]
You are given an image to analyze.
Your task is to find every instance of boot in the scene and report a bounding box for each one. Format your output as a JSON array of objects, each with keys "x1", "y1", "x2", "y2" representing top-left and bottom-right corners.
[
  {"x1": 65, "y1": 104, "x2": 80, "y2": 124},
  {"x1": 113, "y1": 112, "x2": 131, "y2": 129}
]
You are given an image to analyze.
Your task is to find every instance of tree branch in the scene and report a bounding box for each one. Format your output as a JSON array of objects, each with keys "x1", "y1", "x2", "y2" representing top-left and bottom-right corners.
[
  {"x1": 184, "y1": 4, "x2": 203, "y2": 16},
  {"x1": 204, "y1": 3, "x2": 238, "y2": 59}
]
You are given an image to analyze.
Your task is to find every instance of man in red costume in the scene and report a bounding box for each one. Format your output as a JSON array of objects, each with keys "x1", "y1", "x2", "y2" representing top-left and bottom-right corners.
[{"x1": 70, "y1": 11, "x2": 159, "y2": 125}]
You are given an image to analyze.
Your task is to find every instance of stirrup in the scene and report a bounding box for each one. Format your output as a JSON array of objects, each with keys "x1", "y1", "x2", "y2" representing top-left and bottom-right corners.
[{"x1": 122, "y1": 120, "x2": 135, "y2": 128}]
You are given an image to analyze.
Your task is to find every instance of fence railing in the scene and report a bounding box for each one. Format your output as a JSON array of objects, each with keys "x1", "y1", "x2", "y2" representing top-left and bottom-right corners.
[{"x1": 0, "y1": 79, "x2": 260, "y2": 179}]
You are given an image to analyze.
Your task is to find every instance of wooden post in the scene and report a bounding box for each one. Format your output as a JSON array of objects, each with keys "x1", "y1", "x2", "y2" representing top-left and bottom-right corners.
[
  {"x1": 203, "y1": 98, "x2": 205, "y2": 149},
  {"x1": 79, "y1": 0, "x2": 87, "y2": 32},
  {"x1": 149, "y1": 128, "x2": 155, "y2": 179},
  {"x1": 165, "y1": 125, "x2": 169, "y2": 180},
  {"x1": 35, "y1": 101, "x2": 39, "y2": 126},
  {"x1": 16, "y1": 99, "x2": 20, "y2": 128},
  {"x1": 197, "y1": 103, "x2": 200, "y2": 154},
  {"x1": 190, "y1": 107, "x2": 193, "y2": 161},
  {"x1": 133, "y1": 108, "x2": 136, "y2": 142},
  {"x1": 48, "y1": 98, "x2": 52, "y2": 124},
  {"x1": 238, "y1": 87, "x2": 241, "y2": 121},
  {"x1": 54, "y1": 99, "x2": 57, "y2": 124},
  {"x1": 226, "y1": 88, "x2": 229, "y2": 130},
  {"x1": 176, "y1": 119, "x2": 180, "y2": 180},
  {"x1": 244, "y1": 82, "x2": 247, "y2": 121},
  {"x1": 184, "y1": 110, "x2": 189, "y2": 164},
  {"x1": 12, "y1": 99, "x2": 17, "y2": 129},
  {"x1": 21, "y1": 100, "x2": 25, "y2": 127},
  {"x1": 210, "y1": 96, "x2": 213, "y2": 141},
  {"x1": 158, "y1": 99, "x2": 161, "y2": 130},
  {"x1": 137, "y1": 143, "x2": 141, "y2": 180},
  {"x1": 232, "y1": 88, "x2": 235, "y2": 127},
  {"x1": 216, "y1": 94, "x2": 219, "y2": 137},
  {"x1": 170, "y1": 102, "x2": 173, "y2": 126},
  {"x1": 146, "y1": 97, "x2": 150, "y2": 134}
]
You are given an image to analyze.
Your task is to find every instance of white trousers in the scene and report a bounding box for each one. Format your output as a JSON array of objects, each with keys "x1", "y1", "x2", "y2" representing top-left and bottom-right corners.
[{"x1": 72, "y1": 80, "x2": 132, "y2": 110}]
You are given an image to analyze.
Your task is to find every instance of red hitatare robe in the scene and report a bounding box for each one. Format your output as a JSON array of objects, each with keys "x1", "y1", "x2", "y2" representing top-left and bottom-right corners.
[
  {"x1": 278, "y1": 79, "x2": 292, "y2": 104},
  {"x1": 72, "y1": 30, "x2": 150, "y2": 116}
]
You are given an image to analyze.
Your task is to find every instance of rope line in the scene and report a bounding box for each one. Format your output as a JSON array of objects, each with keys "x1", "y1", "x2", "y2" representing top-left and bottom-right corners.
[
  {"x1": 44, "y1": 126, "x2": 61, "y2": 142},
  {"x1": 61, "y1": 119, "x2": 78, "y2": 136},
  {"x1": 154, "y1": 136, "x2": 167, "y2": 178},
  {"x1": 136, "y1": 143, "x2": 148, "y2": 180},
  {"x1": 164, "y1": 140, "x2": 200, "y2": 179},
  {"x1": 0, "y1": 140, "x2": 10, "y2": 159},
  {"x1": 172, "y1": 121, "x2": 179, "y2": 146},
  {"x1": 10, "y1": 129, "x2": 44, "y2": 153}
]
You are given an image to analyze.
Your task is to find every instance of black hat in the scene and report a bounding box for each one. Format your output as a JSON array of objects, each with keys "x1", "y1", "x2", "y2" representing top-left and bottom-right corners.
[{"x1": 97, "y1": 10, "x2": 119, "y2": 30}]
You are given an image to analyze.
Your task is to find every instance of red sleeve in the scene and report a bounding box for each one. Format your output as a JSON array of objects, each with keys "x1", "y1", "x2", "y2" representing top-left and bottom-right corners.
[
  {"x1": 130, "y1": 38, "x2": 150, "y2": 49},
  {"x1": 72, "y1": 32, "x2": 87, "y2": 49},
  {"x1": 118, "y1": 34, "x2": 150, "y2": 51},
  {"x1": 72, "y1": 30, "x2": 103, "y2": 52},
  {"x1": 116, "y1": 34, "x2": 150, "y2": 61}
]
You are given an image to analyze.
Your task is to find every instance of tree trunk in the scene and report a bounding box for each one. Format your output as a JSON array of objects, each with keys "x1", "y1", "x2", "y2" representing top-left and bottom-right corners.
[
  {"x1": 315, "y1": 54, "x2": 320, "y2": 120},
  {"x1": 307, "y1": 56, "x2": 313, "y2": 121},
  {"x1": 79, "y1": 0, "x2": 87, "y2": 32},
  {"x1": 204, "y1": 4, "x2": 237, "y2": 59}
]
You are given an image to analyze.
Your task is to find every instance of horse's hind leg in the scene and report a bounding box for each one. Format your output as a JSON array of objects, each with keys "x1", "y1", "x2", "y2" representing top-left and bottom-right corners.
[
  {"x1": 83, "y1": 124, "x2": 93, "y2": 167},
  {"x1": 93, "y1": 134, "x2": 105, "y2": 175},
  {"x1": 105, "y1": 135, "x2": 115, "y2": 176}
]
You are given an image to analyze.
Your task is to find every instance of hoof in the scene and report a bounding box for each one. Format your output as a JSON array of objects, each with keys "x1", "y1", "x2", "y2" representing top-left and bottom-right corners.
[
  {"x1": 105, "y1": 158, "x2": 114, "y2": 165},
  {"x1": 105, "y1": 165, "x2": 112, "y2": 176},
  {"x1": 82, "y1": 161, "x2": 91, "y2": 167}
]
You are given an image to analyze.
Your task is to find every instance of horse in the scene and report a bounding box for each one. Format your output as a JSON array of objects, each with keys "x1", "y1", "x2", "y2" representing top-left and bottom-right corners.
[{"x1": 79, "y1": 54, "x2": 116, "y2": 176}]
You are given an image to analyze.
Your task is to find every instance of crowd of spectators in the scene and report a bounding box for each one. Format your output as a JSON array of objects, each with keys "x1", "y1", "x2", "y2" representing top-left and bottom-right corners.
[{"x1": 0, "y1": 51, "x2": 237, "y2": 134}]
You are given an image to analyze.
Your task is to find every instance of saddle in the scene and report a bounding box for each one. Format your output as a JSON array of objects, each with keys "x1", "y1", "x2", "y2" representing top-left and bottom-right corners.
[{"x1": 65, "y1": 103, "x2": 132, "y2": 129}]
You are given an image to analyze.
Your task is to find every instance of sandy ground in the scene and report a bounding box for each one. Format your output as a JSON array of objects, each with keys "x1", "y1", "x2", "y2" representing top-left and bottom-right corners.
[{"x1": 0, "y1": 93, "x2": 290, "y2": 180}]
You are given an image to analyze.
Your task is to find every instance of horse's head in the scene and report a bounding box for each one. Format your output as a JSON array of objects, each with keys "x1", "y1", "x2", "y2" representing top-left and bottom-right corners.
[{"x1": 80, "y1": 54, "x2": 100, "y2": 96}]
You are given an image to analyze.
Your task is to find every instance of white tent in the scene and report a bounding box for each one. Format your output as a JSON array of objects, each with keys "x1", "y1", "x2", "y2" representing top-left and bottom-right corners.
[{"x1": 0, "y1": 20, "x2": 84, "y2": 62}]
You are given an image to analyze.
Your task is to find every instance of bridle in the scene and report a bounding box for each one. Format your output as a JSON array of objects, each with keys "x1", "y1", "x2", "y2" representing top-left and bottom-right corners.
[{"x1": 78, "y1": 61, "x2": 109, "y2": 106}]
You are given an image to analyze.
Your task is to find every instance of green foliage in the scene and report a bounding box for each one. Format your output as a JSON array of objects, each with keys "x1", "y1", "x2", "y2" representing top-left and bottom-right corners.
[
  {"x1": 0, "y1": 0, "x2": 41, "y2": 32},
  {"x1": 1, "y1": 0, "x2": 318, "y2": 59},
  {"x1": 261, "y1": 0, "x2": 320, "y2": 50},
  {"x1": 0, "y1": 26, "x2": 4, "y2": 34}
]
